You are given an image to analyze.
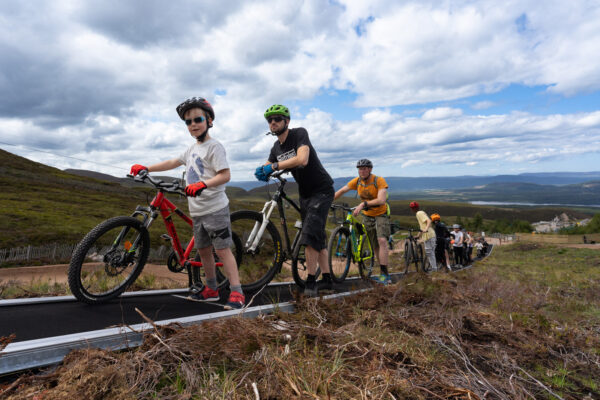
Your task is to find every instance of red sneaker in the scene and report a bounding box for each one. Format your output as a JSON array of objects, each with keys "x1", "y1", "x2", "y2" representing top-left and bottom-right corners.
[
  {"x1": 188, "y1": 286, "x2": 219, "y2": 302},
  {"x1": 224, "y1": 291, "x2": 245, "y2": 310}
]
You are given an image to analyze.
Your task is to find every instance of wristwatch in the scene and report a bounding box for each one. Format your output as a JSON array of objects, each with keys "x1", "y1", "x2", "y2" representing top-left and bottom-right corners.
[
  {"x1": 272, "y1": 162, "x2": 279, "y2": 171},
  {"x1": 363, "y1": 201, "x2": 369, "y2": 210}
]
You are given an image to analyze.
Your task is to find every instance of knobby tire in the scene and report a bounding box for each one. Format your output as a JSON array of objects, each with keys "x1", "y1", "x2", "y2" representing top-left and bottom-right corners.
[
  {"x1": 358, "y1": 233, "x2": 375, "y2": 280},
  {"x1": 291, "y1": 236, "x2": 320, "y2": 289},
  {"x1": 327, "y1": 226, "x2": 352, "y2": 283},
  {"x1": 68, "y1": 216, "x2": 150, "y2": 304}
]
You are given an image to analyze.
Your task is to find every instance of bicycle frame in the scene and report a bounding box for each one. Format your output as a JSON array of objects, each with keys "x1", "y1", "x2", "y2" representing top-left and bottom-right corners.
[
  {"x1": 243, "y1": 172, "x2": 302, "y2": 260},
  {"x1": 128, "y1": 175, "x2": 221, "y2": 270},
  {"x1": 334, "y1": 208, "x2": 373, "y2": 263}
]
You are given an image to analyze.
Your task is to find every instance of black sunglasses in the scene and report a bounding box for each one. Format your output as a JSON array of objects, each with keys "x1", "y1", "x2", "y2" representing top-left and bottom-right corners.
[
  {"x1": 185, "y1": 116, "x2": 206, "y2": 126},
  {"x1": 267, "y1": 116, "x2": 286, "y2": 124}
]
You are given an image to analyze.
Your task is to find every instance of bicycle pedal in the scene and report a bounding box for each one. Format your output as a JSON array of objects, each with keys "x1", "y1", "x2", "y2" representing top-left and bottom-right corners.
[
  {"x1": 160, "y1": 234, "x2": 172, "y2": 241},
  {"x1": 189, "y1": 284, "x2": 205, "y2": 294}
]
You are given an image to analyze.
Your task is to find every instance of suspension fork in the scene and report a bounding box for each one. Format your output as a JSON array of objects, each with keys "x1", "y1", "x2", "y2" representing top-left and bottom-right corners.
[
  {"x1": 113, "y1": 206, "x2": 156, "y2": 254},
  {"x1": 245, "y1": 200, "x2": 278, "y2": 251}
]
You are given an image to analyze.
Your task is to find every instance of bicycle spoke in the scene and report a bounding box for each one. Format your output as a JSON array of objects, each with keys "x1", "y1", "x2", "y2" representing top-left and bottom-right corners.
[
  {"x1": 230, "y1": 210, "x2": 281, "y2": 290},
  {"x1": 69, "y1": 216, "x2": 150, "y2": 303}
]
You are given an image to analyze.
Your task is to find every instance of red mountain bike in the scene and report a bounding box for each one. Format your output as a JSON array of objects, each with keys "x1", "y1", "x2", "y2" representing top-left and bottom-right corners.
[{"x1": 68, "y1": 171, "x2": 270, "y2": 304}]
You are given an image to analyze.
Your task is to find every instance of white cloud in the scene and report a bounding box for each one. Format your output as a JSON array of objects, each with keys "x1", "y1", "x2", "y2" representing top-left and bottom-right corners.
[
  {"x1": 0, "y1": 0, "x2": 600, "y2": 180},
  {"x1": 422, "y1": 107, "x2": 463, "y2": 120},
  {"x1": 471, "y1": 101, "x2": 496, "y2": 110}
]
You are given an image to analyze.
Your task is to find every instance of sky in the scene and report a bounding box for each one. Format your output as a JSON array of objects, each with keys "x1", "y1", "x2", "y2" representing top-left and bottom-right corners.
[{"x1": 1, "y1": 0, "x2": 600, "y2": 181}]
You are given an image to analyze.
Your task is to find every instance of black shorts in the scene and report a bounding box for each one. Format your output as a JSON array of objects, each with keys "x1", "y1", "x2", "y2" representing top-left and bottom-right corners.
[{"x1": 299, "y1": 189, "x2": 334, "y2": 251}]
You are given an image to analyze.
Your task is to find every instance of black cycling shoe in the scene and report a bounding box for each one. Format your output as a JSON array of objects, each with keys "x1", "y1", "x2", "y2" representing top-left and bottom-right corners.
[{"x1": 317, "y1": 278, "x2": 335, "y2": 292}]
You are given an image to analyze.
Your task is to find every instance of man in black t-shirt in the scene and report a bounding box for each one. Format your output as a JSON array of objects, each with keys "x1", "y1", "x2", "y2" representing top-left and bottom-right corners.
[{"x1": 255, "y1": 104, "x2": 334, "y2": 296}]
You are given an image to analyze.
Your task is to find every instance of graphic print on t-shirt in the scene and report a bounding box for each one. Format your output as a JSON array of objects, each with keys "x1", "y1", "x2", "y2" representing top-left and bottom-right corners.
[
  {"x1": 277, "y1": 149, "x2": 296, "y2": 162},
  {"x1": 186, "y1": 153, "x2": 204, "y2": 184}
]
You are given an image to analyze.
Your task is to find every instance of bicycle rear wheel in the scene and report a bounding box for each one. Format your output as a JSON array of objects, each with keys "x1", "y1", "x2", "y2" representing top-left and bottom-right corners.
[
  {"x1": 421, "y1": 243, "x2": 433, "y2": 273},
  {"x1": 358, "y1": 233, "x2": 375, "y2": 280},
  {"x1": 190, "y1": 230, "x2": 243, "y2": 290},
  {"x1": 291, "y1": 235, "x2": 321, "y2": 289},
  {"x1": 68, "y1": 216, "x2": 150, "y2": 304},
  {"x1": 327, "y1": 226, "x2": 352, "y2": 283},
  {"x1": 230, "y1": 210, "x2": 282, "y2": 291}
]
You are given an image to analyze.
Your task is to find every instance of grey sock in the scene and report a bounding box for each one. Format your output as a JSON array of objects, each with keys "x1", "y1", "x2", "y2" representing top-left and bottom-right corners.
[
  {"x1": 206, "y1": 277, "x2": 218, "y2": 291},
  {"x1": 230, "y1": 284, "x2": 243, "y2": 295}
]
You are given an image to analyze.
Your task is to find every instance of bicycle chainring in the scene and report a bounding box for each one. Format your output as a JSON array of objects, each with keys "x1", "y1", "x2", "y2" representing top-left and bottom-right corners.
[{"x1": 167, "y1": 251, "x2": 185, "y2": 273}]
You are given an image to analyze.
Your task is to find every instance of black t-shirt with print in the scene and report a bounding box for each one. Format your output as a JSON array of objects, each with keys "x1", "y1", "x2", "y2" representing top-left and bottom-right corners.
[{"x1": 268, "y1": 127, "x2": 333, "y2": 198}]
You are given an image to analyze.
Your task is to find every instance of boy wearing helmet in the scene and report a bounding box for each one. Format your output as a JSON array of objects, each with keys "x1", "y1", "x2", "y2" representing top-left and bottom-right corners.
[
  {"x1": 130, "y1": 97, "x2": 245, "y2": 309},
  {"x1": 409, "y1": 202, "x2": 438, "y2": 271},
  {"x1": 334, "y1": 159, "x2": 392, "y2": 284},
  {"x1": 431, "y1": 213, "x2": 451, "y2": 271},
  {"x1": 255, "y1": 104, "x2": 335, "y2": 296}
]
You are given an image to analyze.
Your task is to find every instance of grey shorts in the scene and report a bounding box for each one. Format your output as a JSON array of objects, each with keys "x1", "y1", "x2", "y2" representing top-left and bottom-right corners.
[
  {"x1": 299, "y1": 189, "x2": 334, "y2": 251},
  {"x1": 192, "y1": 205, "x2": 233, "y2": 250},
  {"x1": 363, "y1": 213, "x2": 391, "y2": 243}
]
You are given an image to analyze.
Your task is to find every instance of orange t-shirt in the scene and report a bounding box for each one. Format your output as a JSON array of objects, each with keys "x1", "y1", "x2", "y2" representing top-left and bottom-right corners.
[{"x1": 347, "y1": 175, "x2": 388, "y2": 217}]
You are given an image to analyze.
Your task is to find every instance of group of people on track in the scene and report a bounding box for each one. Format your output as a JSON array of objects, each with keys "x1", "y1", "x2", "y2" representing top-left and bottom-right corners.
[{"x1": 129, "y1": 97, "x2": 483, "y2": 309}]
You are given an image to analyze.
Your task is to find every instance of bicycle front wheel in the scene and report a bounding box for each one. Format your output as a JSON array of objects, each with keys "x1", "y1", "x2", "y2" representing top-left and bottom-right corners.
[
  {"x1": 414, "y1": 242, "x2": 425, "y2": 273},
  {"x1": 358, "y1": 233, "x2": 375, "y2": 280},
  {"x1": 327, "y1": 226, "x2": 352, "y2": 283},
  {"x1": 230, "y1": 210, "x2": 282, "y2": 291},
  {"x1": 68, "y1": 216, "x2": 150, "y2": 304},
  {"x1": 403, "y1": 240, "x2": 412, "y2": 274}
]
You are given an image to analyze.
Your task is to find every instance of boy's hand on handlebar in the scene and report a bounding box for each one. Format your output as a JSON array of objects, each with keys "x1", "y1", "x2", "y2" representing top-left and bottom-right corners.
[
  {"x1": 185, "y1": 181, "x2": 207, "y2": 197},
  {"x1": 130, "y1": 164, "x2": 148, "y2": 176}
]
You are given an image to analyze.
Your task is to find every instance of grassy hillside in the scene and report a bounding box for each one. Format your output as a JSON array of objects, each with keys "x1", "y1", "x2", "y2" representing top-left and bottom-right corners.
[{"x1": 0, "y1": 149, "x2": 246, "y2": 250}]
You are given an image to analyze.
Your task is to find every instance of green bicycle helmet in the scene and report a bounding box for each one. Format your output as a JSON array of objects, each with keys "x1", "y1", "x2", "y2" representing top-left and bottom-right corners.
[{"x1": 264, "y1": 104, "x2": 290, "y2": 119}]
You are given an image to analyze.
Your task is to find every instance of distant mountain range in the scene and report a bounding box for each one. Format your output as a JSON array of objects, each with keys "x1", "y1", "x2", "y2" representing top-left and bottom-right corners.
[
  {"x1": 64, "y1": 168, "x2": 600, "y2": 206},
  {"x1": 231, "y1": 171, "x2": 600, "y2": 193}
]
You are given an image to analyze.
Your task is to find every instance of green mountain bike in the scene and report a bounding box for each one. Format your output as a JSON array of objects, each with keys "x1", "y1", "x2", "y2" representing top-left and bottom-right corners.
[{"x1": 327, "y1": 204, "x2": 375, "y2": 281}]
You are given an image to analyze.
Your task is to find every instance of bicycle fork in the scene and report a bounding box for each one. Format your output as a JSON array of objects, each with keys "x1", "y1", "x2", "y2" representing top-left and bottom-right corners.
[
  {"x1": 107, "y1": 207, "x2": 155, "y2": 265},
  {"x1": 245, "y1": 200, "x2": 277, "y2": 252}
]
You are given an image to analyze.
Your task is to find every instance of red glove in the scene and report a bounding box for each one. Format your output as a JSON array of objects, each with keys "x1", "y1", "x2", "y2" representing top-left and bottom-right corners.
[
  {"x1": 185, "y1": 181, "x2": 207, "y2": 197},
  {"x1": 130, "y1": 164, "x2": 148, "y2": 176}
]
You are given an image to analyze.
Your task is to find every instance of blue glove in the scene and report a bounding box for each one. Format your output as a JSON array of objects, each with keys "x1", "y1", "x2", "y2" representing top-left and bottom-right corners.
[
  {"x1": 254, "y1": 166, "x2": 267, "y2": 181},
  {"x1": 262, "y1": 163, "x2": 275, "y2": 178}
]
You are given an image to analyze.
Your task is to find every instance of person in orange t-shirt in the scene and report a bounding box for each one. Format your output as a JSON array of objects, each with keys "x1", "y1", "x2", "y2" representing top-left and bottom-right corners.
[{"x1": 333, "y1": 159, "x2": 392, "y2": 284}]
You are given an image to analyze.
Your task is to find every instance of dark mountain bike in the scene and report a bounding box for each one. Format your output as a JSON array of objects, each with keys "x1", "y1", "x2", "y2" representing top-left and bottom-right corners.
[{"x1": 229, "y1": 170, "x2": 316, "y2": 289}]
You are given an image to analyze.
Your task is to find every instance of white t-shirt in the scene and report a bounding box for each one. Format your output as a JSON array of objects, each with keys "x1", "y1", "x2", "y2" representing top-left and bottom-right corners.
[
  {"x1": 177, "y1": 138, "x2": 229, "y2": 217},
  {"x1": 453, "y1": 231, "x2": 463, "y2": 247}
]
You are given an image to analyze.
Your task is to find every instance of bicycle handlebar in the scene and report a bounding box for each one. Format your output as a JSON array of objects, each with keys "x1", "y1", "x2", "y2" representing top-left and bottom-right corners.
[
  {"x1": 127, "y1": 170, "x2": 186, "y2": 196},
  {"x1": 330, "y1": 203, "x2": 357, "y2": 212},
  {"x1": 269, "y1": 169, "x2": 289, "y2": 180}
]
